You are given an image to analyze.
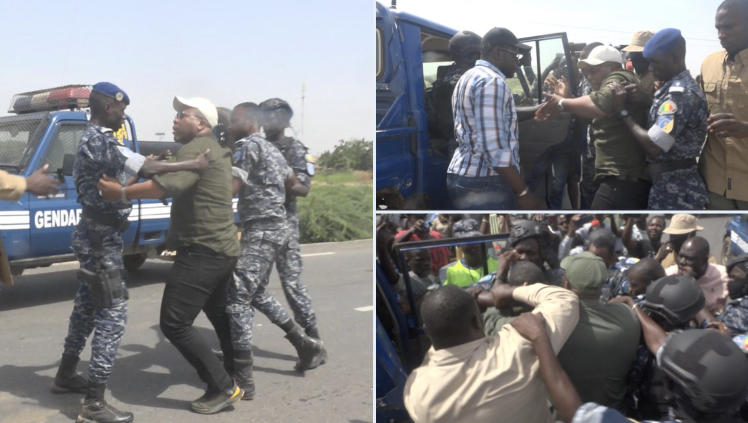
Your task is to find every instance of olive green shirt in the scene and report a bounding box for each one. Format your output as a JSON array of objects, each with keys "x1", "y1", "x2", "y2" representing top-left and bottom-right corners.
[
  {"x1": 557, "y1": 298, "x2": 641, "y2": 412},
  {"x1": 589, "y1": 70, "x2": 648, "y2": 180},
  {"x1": 152, "y1": 135, "x2": 240, "y2": 257}
]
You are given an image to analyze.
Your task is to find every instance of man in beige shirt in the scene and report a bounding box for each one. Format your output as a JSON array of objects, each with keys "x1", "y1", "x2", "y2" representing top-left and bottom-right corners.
[
  {"x1": 403, "y1": 281, "x2": 579, "y2": 423},
  {"x1": 0, "y1": 165, "x2": 59, "y2": 200},
  {"x1": 699, "y1": 0, "x2": 748, "y2": 209}
]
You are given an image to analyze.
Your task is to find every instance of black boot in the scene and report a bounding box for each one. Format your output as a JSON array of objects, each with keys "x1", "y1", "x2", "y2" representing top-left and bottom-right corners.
[
  {"x1": 51, "y1": 353, "x2": 88, "y2": 394},
  {"x1": 305, "y1": 327, "x2": 321, "y2": 341},
  {"x1": 76, "y1": 382, "x2": 134, "y2": 423},
  {"x1": 233, "y1": 350, "x2": 255, "y2": 400},
  {"x1": 285, "y1": 325, "x2": 327, "y2": 371}
]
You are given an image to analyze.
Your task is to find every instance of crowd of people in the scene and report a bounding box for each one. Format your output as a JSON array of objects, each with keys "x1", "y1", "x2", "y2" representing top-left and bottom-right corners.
[
  {"x1": 427, "y1": 0, "x2": 748, "y2": 210},
  {"x1": 377, "y1": 213, "x2": 748, "y2": 423},
  {"x1": 0, "y1": 83, "x2": 327, "y2": 423}
]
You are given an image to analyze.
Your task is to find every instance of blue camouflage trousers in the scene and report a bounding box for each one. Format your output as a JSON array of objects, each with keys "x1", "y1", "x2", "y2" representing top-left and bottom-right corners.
[
  {"x1": 227, "y1": 226, "x2": 291, "y2": 352},
  {"x1": 63, "y1": 217, "x2": 127, "y2": 384},
  {"x1": 274, "y1": 216, "x2": 316, "y2": 331},
  {"x1": 648, "y1": 167, "x2": 708, "y2": 210}
]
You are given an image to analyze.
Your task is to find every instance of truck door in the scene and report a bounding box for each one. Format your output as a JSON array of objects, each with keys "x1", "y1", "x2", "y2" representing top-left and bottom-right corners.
[
  {"x1": 514, "y1": 33, "x2": 578, "y2": 208},
  {"x1": 376, "y1": 2, "x2": 417, "y2": 208},
  {"x1": 27, "y1": 119, "x2": 87, "y2": 257}
]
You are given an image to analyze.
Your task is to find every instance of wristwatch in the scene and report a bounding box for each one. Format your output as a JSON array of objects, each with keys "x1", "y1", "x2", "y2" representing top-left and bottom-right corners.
[
  {"x1": 557, "y1": 98, "x2": 566, "y2": 112},
  {"x1": 120, "y1": 186, "x2": 129, "y2": 203},
  {"x1": 618, "y1": 109, "x2": 630, "y2": 119}
]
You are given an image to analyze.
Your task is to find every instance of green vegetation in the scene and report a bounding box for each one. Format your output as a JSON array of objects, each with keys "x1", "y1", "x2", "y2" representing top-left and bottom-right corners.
[
  {"x1": 298, "y1": 170, "x2": 372, "y2": 244},
  {"x1": 316, "y1": 139, "x2": 372, "y2": 171}
]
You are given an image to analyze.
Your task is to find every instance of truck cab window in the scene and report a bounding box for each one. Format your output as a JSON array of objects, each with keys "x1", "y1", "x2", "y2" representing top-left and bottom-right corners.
[{"x1": 43, "y1": 123, "x2": 86, "y2": 174}]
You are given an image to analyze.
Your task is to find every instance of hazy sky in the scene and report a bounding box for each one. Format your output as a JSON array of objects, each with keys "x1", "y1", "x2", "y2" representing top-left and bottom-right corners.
[
  {"x1": 392, "y1": 0, "x2": 727, "y2": 78},
  {"x1": 0, "y1": 0, "x2": 373, "y2": 155}
]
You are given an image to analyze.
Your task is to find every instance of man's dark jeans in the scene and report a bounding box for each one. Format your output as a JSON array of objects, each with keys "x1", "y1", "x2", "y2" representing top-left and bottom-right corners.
[
  {"x1": 160, "y1": 244, "x2": 237, "y2": 392},
  {"x1": 590, "y1": 177, "x2": 651, "y2": 210}
]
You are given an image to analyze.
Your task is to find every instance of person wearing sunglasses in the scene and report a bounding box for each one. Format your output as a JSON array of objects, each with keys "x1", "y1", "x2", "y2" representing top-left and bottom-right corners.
[
  {"x1": 98, "y1": 96, "x2": 244, "y2": 414},
  {"x1": 447, "y1": 27, "x2": 540, "y2": 210},
  {"x1": 536, "y1": 45, "x2": 651, "y2": 210}
]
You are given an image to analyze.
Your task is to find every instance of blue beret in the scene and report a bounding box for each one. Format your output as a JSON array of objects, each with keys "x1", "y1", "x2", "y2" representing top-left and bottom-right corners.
[
  {"x1": 91, "y1": 82, "x2": 130, "y2": 105},
  {"x1": 643, "y1": 28, "x2": 682, "y2": 59}
]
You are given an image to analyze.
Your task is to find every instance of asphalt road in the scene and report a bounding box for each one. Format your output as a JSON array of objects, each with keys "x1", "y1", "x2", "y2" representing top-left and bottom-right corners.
[{"x1": 0, "y1": 239, "x2": 373, "y2": 423}]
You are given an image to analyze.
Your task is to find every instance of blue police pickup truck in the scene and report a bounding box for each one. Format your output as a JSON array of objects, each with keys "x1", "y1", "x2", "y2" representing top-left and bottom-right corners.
[
  {"x1": 0, "y1": 85, "x2": 237, "y2": 284},
  {"x1": 376, "y1": 1, "x2": 581, "y2": 209},
  {"x1": 722, "y1": 215, "x2": 748, "y2": 265}
]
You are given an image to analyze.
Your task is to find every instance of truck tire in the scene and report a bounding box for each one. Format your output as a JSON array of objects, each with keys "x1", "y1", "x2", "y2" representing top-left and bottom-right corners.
[
  {"x1": 124, "y1": 254, "x2": 147, "y2": 272},
  {"x1": 721, "y1": 235, "x2": 732, "y2": 266}
]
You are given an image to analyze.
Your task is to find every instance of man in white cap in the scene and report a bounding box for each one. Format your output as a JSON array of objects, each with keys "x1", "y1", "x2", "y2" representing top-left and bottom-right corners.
[
  {"x1": 97, "y1": 96, "x2": 243, "y2": 414},
  {"x1": 621, "y1": 30, "x2": 656, "y2": 99},
  {"x1": 536, "y1": 45, "x2": 650, "y2": 209}
]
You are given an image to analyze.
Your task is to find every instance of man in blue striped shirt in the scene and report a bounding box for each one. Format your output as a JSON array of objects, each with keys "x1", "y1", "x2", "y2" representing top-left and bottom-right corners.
[{"x1": 447, "y1": 27, "x2": 539, "y2": 210}]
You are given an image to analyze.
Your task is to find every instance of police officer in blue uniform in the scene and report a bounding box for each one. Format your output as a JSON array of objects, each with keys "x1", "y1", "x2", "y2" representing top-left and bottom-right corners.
[
  {"x1": 53, "y1": 83, "x2": 134, "y2": 423},
  {"x1": 226, "y1": 102, "x2": 326, "y2": 400},
  {"x1": 258, "y1": 99, "x2": 324, "y2": 344},
  {"x1": 717, "y1": 254, "x2": 748, "y2": 336},
  {"x1": 611, "y1": 28, "x2": 709, "y2": 210}
]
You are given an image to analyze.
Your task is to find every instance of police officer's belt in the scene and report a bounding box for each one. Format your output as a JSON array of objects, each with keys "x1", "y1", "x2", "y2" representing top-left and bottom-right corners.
[
  {"x1": 603, "y1": 175, "x2": 648, "y2": 183},
  {"x1": 646, "y1": 158, "x2": 697, "y2": 179},
  {"x1": 81, "y1": 207, "x2": 130, "y2": 232}
]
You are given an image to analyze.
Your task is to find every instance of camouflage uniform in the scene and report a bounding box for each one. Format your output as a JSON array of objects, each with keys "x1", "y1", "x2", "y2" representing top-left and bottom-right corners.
[
  {"x1": 717, "y1": 297, "x2": 748, "y2": 336},
  {"x1": 226, "y1": 133, "x2": 294, "y2": 351},
  {"x1": 646, "y1": 70, "x2": 709, "y2": 209},
  {"x1": 268, "y1": 136, "x2": 318, "y2": 332},
  {"x1": 64, "y1": 124, "x2": 130, "y2": 384}
]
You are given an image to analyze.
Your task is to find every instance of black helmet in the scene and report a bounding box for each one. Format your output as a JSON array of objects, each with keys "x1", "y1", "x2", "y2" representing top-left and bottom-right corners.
[
  {"x1": 448, "y1": 30, "x2": 482, "y2": 60},
  {"x1": 509, "y1": 220, "x2": 546, "y2": 248},
  {"x1": 643, "y1": 275, "x2": 705, "y2": 329},
  {"x1": 660, "y1": 330, "x2": 748, "y2": 415},
  {"x1": 726, "y1": 253, "x2": 748, "y2": 273},
  {"x1": 259, "y1": 98, "x2": 293, "y2": 119}
]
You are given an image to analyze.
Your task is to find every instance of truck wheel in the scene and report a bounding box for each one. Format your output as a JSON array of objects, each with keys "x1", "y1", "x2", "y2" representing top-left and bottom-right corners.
[
  {"x1": 721, "y1": 235, "x2": 733, "y2": 266},
  {"x1": 124, "y1": 254, "x2": 147, "y2": 272}
]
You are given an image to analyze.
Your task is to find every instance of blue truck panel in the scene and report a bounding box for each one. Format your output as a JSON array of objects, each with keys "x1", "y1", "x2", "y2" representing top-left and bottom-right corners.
[
  {"x1": 376, "y1": 2, "x2": 577, "y2": 209},
  {"x1": 0, "y1": 88, "x2": 238, "y2": 282}
]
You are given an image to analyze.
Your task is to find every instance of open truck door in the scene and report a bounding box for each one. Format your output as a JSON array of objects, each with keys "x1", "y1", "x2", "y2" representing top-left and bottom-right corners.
[{"x1": 514, "y1": 33, "x2": 581, "y2": 208}]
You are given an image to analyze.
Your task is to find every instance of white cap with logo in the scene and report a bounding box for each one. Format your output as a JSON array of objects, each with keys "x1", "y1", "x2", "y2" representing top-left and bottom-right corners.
[
  {"x1": 578, "y1": 45, "x2": 623, "y2": 69},
  {"x1": 173, "y1": 96, "x2": 218, "y2": 128}
]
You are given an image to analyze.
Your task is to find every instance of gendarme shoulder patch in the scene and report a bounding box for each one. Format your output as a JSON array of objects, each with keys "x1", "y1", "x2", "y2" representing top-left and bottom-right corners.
[
  {"x1": 657, "y1": 114, "x2": 675, "y2": 133},
  {"x1": 658, "y1": 100, "x2": 677, "y2": 115}
]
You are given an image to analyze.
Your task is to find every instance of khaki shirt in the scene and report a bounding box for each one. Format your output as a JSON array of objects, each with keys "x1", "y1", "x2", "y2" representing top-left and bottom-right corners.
[
  {"x1": 403, "y1": 284, "x2": 580, "y2": 423},
  {"x1": 639, "y1": 71, "x2": 656, "y2": 98},
  {"x1": 699, "y1": 49, "x2": 748, "y2": 201},
  {"x1": 0, "y1": 170, "x2": 26, "y2": 201}
]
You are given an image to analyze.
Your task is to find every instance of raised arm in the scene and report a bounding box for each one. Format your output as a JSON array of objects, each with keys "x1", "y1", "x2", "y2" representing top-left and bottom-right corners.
[{"x1": 511, "y1": 312, "x2": 582, "y2": 423}]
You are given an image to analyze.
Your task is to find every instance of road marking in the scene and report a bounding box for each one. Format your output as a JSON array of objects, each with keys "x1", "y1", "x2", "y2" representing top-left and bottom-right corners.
[
  {"x1": 355, "y1": 306, "x2": 373, "y2": 312},
  {"x1": 301, "y1": 252, "x2": 335, "y2": 257},
  {"x1": 45, "y1": 252, "x2": 334, "y2": 268}
]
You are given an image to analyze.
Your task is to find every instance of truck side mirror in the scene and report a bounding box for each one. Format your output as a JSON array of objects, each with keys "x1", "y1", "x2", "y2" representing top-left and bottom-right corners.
[{"x1": 61, "y1": 154, "x2": 75, "y2": 177}]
